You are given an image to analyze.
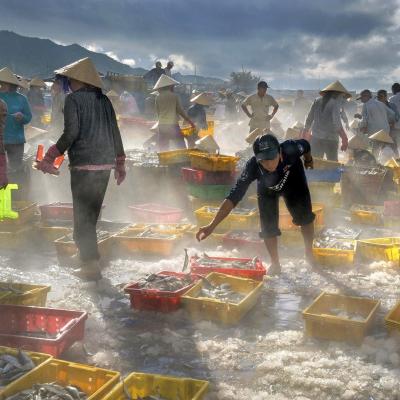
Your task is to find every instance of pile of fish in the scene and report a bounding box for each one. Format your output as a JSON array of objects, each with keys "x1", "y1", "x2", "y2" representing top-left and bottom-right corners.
[
  {"x1": 313, "y1": 238, "x2": 355, "y2": 250},
  {"x1": 4, "y1": 383, "x2": 87, "y2": 400},
  {"x1": 325, "y1": 308, "x2": 365, "y2": 322},
  {"x1": 0, "y1": 351, "x2": 35, "y2": 387},
  {"x1": 196, "y1": 282, "x2": 244, "y2": 304},
  {"x1": 193, "y1": 254, "x2": 258, "y2": 270},
  {"x1": 137, "y1": 274, "x2": 192, "y2": 291},
  {"x1": 62, "y1": 230, "x2": 110, "y2": 243},
  {"x1": 203, "y1": 207, "x2": 256, "y2": 215},
  {"x1": 125, "y1": 149, "x2": 159, "y2": 167},
  {"x1": 132, "y1": 229, "x2": 176, "y2": 240},
  {"x1": 318, "y1": 227, "x2": 361, "y2": 240},
  {"x1": 226, "y1": 230, "x2": 262, "y2": 242}
]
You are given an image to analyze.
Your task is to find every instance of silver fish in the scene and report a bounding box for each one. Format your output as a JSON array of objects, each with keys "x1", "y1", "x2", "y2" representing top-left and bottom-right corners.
[
  {"x1": 0, "y1": 351, "x2": 36, "y2": 387},
  {"x1": 5, "y1": 383, "x2": 87, "y2": 400}
]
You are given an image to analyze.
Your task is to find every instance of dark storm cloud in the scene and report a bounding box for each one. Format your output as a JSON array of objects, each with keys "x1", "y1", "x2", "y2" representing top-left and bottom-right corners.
[{"x1": 0, "y1": 0, "x2": 399, "y2": 89}]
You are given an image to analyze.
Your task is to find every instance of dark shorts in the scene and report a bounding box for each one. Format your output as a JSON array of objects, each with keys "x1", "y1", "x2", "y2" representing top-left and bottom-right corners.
[
  {"x1": 310, "y1": 137, "x2": 339, "y2": 162},
  {"x1": 257, "y1": 161, "x2": 315, "y2": 238}
]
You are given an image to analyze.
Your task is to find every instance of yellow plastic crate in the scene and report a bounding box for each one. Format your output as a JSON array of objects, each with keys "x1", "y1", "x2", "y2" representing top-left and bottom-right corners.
[
  {"x1": 1, "y1": 359, "x2": 120, "y2": 400},
  {"x1": 0, "y1": 347, "x2": 52, "y2": 395},
  {"x1": 194, "y1": 206, "x2": 258, "y2": 233},
  {"x1": 103, "y1": 372, "x2": 209, "y2": 400},
  {"x1": 356, "y1": 237, "x2": 400, "y2": 262},
  {"x1": 125, "y1": 223, "x2": 192, "y2": 235},
  {"x1": 313, "y1": 158, "x2": 343, "y2": 170},
  {"x1": 181, "y1": 272, "x2": 264, "y2": 325},
  {"x1": 38, "y1": 224, "x2": 73, "y2": 242},
  {"x1": 158, "y1": 149, "x2": 202, "y2": 165},
  {"x1": 188, "y1": 196, "x2": 222, "y2": 213},
  {"x1": 312, "y1": 240, "x2": 356, "y2": 267},
  {"x1": 302, "y1": 292, "x2": 380, "y2": 344},
  {"x1": 385, "y1": 301, "x2": 400, "y2": 334},
  {"x1": 190, "y1": 153, "x2": 238, "y2": 172},
  {"x1": 350, "y1": 205, "x2": 383, "y2": 226},
  {"x1": 0, "y1": 226, "x2": 33, "y2": 249},
  {"x1": 279, "y1": 203, "x2": 324, "y2": 230},
  {"x1": 181, "y1": 121, "x2": 215, "y2": 139},
  {"x1": 385, "y1": 158, "x2": 400, "y2": 180},
  {"x1": 0, "y1": 282, "x2": 50, "y2": 306}
]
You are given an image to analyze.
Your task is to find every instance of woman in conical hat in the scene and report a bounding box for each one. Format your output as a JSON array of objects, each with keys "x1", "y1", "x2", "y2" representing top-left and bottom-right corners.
[
  {"x1": 0, "y1": 67, "x2": 32, "y2": 174},
  {"x1": 35, "y1": 57, "x2": 126, "y2": 281},
  {"x1": 303, "y1": 80, "x2": 351, "y2": 161},
  {"x1": 153, "y1": 74, "x2": 195, "y2": 151}
]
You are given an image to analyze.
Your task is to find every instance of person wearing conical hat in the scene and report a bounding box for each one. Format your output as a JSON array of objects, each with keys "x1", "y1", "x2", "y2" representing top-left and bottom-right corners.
[
  {"x1": 369, "y1": 129, "x2": 396, "y2": 165},
  {"x1": 354, "y1": 89, "x2": 395, "y2": 137},
  {"x1": 291, "y1": 90, "x2": 310, "y2": 124},
  {"x1": 347, "y1": 134, "x2": 376, "y2": 167},
  {"x1": 27, "y1": 78, "x2": 46, "y2": 127},
  {"x1": 303, "y1": 80, "x2": 350, "y2": 161},
  {"x1": 153, "y1": 74, "x2": 195, "y2": 151},
  {"x1": 35, "y1": 57, "x2": 125, "y2": 281},
  {"x1": 186, "y1": 92, "x2": 212, "y2": 147},
  {"x1": 0, "y1": 67, "x2": 32, "y2": 173}
]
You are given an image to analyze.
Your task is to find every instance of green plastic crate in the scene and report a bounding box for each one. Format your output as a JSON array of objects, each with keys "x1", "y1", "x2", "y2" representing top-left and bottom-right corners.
[{"x1": 186, "y1": 183, "x2": 231, "y2": 201}]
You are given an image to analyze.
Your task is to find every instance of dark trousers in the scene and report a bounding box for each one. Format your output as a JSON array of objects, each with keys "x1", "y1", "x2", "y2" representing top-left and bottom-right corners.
[
  {"x1": 71, "y1": 170, "x2": 110, "y2": 262},
  {"x1": 310, "y1": 137, "x2": 338, "y2": 161},
  {"x1": 157, "y1": 124, "x2": 186, "y2": 151},
  {"x1": 257, "y1": 161, "x2": 315, "y2": 238},
  {"x1": 5, "y1": 144, "x2": 24, "y2": 171}
]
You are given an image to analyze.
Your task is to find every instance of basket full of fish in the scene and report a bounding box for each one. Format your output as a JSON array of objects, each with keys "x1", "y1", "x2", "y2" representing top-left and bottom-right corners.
[
  {"x1": 350, "y1": 204, "x2": 384, "y2": 226},
  {"x1": 0, "y1": 283, "x2": 50, "y2": 307},
  {"x1": 0, "y1": 358, "x2": 120, "y2": 400},
  {"x1": 0, "y1": 305, "x2": 88, "y2": 357},
  {"x1": 222, "y1": 230, "x2": 265, "y2": 253},
  {"x1": 124, "y1": 271, "x2": 199, "y2": 313},
  {"x1": 0, "y1": 347, "x2": 52, "y2": 393},
  {"x1": 181, "y1": 272, "x2": 264, "y2": 325},
  {"x1": 312, "y1": 235, "x2": 357, "y2": 267},
  {"x1": 190, "y1": 254, "x2": 266, "y2": 281}
]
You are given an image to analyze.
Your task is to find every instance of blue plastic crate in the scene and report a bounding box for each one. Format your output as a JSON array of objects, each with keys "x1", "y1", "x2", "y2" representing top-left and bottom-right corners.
[{"x1": 306, "y1": 168, "x2": 342, "y2": 182}]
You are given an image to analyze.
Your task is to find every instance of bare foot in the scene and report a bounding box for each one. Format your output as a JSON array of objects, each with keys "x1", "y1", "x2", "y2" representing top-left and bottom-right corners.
[{"x1": 268, "y1": 263, "x2": 282, "y2": 276}]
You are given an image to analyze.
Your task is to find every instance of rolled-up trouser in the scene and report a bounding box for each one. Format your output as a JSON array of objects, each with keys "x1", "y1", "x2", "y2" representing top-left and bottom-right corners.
[
  {"x1": 71, "y1": 170, "x2": 110, "y2": 262},
  {"x1": 310, "y1": 137, "x2": 339, "y2": 161},
  {"x1": 257, "y1": 160, "x2": 315, "y2": 238},
  {"x1": 157, "y1": 124, "x2": 186, "y2": 151}
]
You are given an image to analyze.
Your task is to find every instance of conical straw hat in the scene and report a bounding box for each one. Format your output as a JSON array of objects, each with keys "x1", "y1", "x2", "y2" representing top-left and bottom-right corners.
[
  {"x1": 29, "y1": 77, "x2": 46, "y2": 88},
  {"x1": 245, "y1": 128, "x2": 262, "y2": 144},
  {"x1": 284, "y1": 128, "x2": 300, "y2": 140},
  {"x1": 348, "y1": 134, "x2": 369, "y2": 150},
  {"x1": 320, "y1": 80, "x2": 351, "y2": 98},
  {"x1": 195, "y1": 135, "x2": 220, "y2": 153},
  {"x1": 55, "y1": 57, "x2": 103, "y2": 88},
  {"x1": 369, "y1": 130, "x2": 394, "y2": 144},
  {"x1": 106, "y1": 90, "x2": 119, "y2": 98},
  {"x1": 292, "y1": 121, "x2": 304, "y2": 130},
  {"x1": 153, "y1": 74, "x2": 180, "y2": 90},
  {"x1": 0, "y1": 67, "x2": 20, "y2": 86},
  {"x1": 17, "y1": 78, "x2": 29, "y2": 90},
  {"x1": 190, "y1": 92, "x2": 213, "y2": 106},
  {"x1": 349, "y1": 119, "x2": 359, "y2": 129}
]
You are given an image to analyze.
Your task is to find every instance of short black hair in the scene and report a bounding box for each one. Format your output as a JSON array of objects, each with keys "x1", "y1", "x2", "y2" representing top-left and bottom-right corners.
[
  {"x1": 257, "y1": 81, "x2": 269, "y2": 89},
  {"x1": 392, "y1": 83, "x2": 400, "y2": 94},
  {"x1": 377, "y1": 89, "x2": 387, "y2": 97},
  {"x1": 360, "y1": 89, "x2": 372, "y2": 97}
]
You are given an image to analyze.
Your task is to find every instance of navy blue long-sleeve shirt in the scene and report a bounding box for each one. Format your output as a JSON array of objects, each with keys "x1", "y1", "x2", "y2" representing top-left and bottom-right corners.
[{"x1": 227, "y1": 139, "x2": 311, "y2": 206}]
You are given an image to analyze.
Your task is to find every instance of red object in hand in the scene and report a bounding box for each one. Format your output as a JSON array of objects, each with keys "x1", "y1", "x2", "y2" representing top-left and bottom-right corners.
[
  {"x1": 35, "y1": 145, "x2": 62, "y2": 176},
  {"x1": 36, "y1": 145, "x2": 44, "y2": 162},
  {"x1": 53, "y1": 155, "x2": 65, "y2": 170}
]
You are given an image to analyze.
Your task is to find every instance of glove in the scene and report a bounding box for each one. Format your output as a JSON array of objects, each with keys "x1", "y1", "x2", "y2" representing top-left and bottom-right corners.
[
  {"x1": 0, "y1": 153, "x2": 8, "y2": 189},
  {"x1": 114, "y1": 155, "x2": 126, "y2": 185},
  {"x1": 35, "y1": 144, "x2": 61, "y2": 175},
  {"x1": 341, "y1": 135, "x2": 348, "y2": 152},
  {"x1": 304, "y1": 156, "x2": 314, "y2": 170}
]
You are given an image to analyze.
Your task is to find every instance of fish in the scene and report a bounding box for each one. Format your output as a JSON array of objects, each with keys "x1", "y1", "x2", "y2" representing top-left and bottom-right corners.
[
  {"x1": 137, "y1": 275, "x2": 192, "y2": 291},
  {"x1": 0, "y1": 350, "x2": 36, "y2": 387},
  {"x1": 313, "y1": 238, "x2": 355, "y2": 251},
  {"x1": 0, "y1": 285, "x2": 24, "y2": 295},
  {"x1": 182, "y1": 248, "x2": 189, "y2": 272},
  {"x1": 203, "y1": 207, "x2": 256, "y2": 215},
  {"x1": 317, "y1": 227, "x2": 361, "y2": 240},
  {"x1": 134, "y1": 229, "x2": 175, "y2": 240},
  {"x1": 193, "y1": 255, "x2": 257, "y2": 270},
  {"x1": 196, "y1": 282, "x2": 245, "y2": 304},
  {"x1": 4, "y1": 383, "x2": 87, "y2": 400}
]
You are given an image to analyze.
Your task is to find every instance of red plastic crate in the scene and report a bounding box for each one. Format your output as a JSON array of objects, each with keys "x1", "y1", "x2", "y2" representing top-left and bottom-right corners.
[
  {"x1": 124, "y1": 271, "x2": 198, "y2": 312},
  {"x1": 190, "y1": 256, "x2": 266, "y2": 281},
  {"x1": 128, "y1": 203, "x2": 183, "y2": 223},
  {"x1": 0, "y1": 304, "x2": 88, "y2": 357},
  {"x1": 384, "y1": 201, "x2": 400, "y2": 217},
  {"x1": 40, "y1": 202, "x2": 105, "y2": 222},
  {"x1": 222, "y1": 231, "x2": 265, "y2": 253},
  {"x1": 181, "y1": 167, "x2": 236, "y2": 185}
]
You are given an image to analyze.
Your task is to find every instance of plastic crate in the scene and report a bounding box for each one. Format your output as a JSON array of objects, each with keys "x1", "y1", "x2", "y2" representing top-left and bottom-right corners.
[
  {"x1": 181, "y1": 272, "x2": 264, "y2": 325},
  {"x1": 312, "y1": 241, "x2": 356, "y2": 267},
  {"x1": 0, "y1": 226, "x2": 33, "y2": 249},
  {"x1": 182, "y1": 167, "x2": 235, "y2": 186},
  {"x1": 186, "y1": 183, "x2": 231, "y2": 201},
  {"x1": 190, "y1": 153, "x2": 239, "y2": 172},
  {"x1": 115, "y1": 231, "x2": 181, "y2": 257},
  {"x1": 38, "y1": 223, "x2": 73, "y2": 242},
  {"x1": 124, "y1": 271, "x2": 198, "y2": 312},
  {"x1": 350, "y1": 205, "x2": 383, "y2": 226},
  {"x1": 356, "y1": 237, "x2": 400, "y2": 262},
  {"x1": 222, "y1": 231, "x2": 265, "y2": 253},
  {"x1": 188, "y1": 196, "x2": 222, "y2": 213},
  {"x1": 1, "y1": 358, "x2": 119, "y2": 400},
  {"x1": 103, "y1": 372, "x2": 209, "y2": 400},
  {"x1": 129, "y1": 203, "x2": 183, "y2": 223},
  {"x1": 313, "y1": 158, "x2": 343, "y2": 170},
  {"x1": 158, "y1": 149, "x2": 200, "y2": 165},
  {"x1": 385, "y1": 301, "x2": 400, "y2": 334},
  {"x1": 0, "y1": 305, "x2": 88, "y2": 357},
  {"x1": 0, "y1": 346, "x2": 52, "y2": 394},
  {"x1": 384, "y1": 201, "x2": 400, "y2": 217},
  {"x1": 305, "y1": 168, "x2": 342, "y2": 183},
  {"x1": 194, "y1": 206, "x2": 258, "y2": 233},
  {"x1": 279, "y1": 203, "x2": 324, "y2": 230},
  {"x1": 190, "y1": 256, "x2": 266, "y2": 281},
  {"x1": 0, "y1": 282, "x2": 50, "y2": 307},
  {"x1": 302, "y1": 292, "x2": 380, "y2": 344},
  {"x1": 125, "y1": 223, "x2": 192, "y2": 235},
  {"x1": 0, "y1": 201, "x2": 37, "y2": 228},
  {"x1": 39, "y1": 202, "x2": 74, "y2": 221}
]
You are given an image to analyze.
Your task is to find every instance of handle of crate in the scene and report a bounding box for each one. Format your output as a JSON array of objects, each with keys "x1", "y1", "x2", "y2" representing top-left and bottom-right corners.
[{"x1": 58, "y1": 318, "x2": 79, "y2": 334}]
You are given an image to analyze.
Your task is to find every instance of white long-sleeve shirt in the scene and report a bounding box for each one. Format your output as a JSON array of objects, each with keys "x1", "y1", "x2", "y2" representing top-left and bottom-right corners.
[
  {"x1": 359, "y1": 98, "x2": 395, "y2": 135},
  {"x1": 389, "y1": 93, "x2": 400, "y2": 129}
]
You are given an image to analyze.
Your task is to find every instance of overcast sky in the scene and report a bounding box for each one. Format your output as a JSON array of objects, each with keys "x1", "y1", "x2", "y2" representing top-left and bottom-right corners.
[{"x1": 0, "y1": 0, "x2": 399, "y2": 90}]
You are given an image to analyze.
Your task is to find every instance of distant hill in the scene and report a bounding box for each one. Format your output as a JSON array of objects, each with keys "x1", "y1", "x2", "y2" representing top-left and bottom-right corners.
[{"x1": 0, "y1": 31, "x2": 225, "y2": 86}]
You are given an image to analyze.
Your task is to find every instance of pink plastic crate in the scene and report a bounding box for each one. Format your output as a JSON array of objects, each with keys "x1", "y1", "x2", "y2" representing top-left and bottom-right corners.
[
  {"x1": 0, "y1": 304, "x2": 88, "y2": 357},
  {"x1": 190, "y1": 256, "x2": 266, "y2": 281},
  {"x1": 128, "y1": 203, "x2": 183, "y2": 223},
  {"x1": 40, "y1": 202, "x2": 104, "y2": 222}
]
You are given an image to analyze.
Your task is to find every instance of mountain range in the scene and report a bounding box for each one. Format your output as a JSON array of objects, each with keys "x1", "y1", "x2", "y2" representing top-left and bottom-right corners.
[{"x1": 0, "y1": 30, "x2": 224, "y2": 85}]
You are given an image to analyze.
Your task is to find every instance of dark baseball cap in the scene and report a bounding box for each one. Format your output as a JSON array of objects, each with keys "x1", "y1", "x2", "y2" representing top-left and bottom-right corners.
[{"x1": 253, "y1": 134, "x2": 280, "y2": 161}]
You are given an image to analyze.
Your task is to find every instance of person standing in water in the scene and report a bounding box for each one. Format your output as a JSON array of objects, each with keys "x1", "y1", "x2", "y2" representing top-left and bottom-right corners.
[
  {"x1": 36, "y1": 57, "x2": 126, "y2": 281},
  {"x1": 196, "y1": 133, "x2": 315, "y2": 275}
]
